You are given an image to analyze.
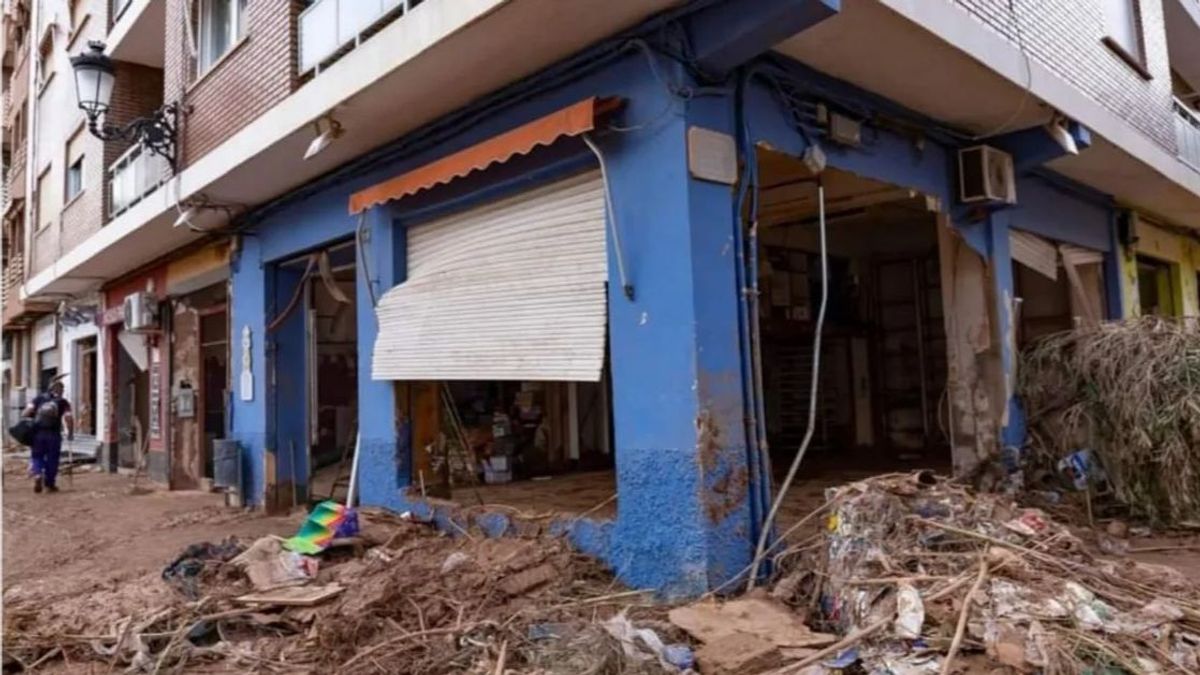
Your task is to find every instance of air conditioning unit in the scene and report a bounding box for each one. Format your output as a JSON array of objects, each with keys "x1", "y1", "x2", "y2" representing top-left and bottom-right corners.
[
  {"x1": 958, "y1": 145, "x2": 1016, "y2": 204},
  {"x1": 123, "y1": 292, "x2": 159, "y2": 332}
]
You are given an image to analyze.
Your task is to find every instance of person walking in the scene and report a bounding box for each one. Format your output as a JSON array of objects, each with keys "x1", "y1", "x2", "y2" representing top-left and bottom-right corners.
[{"x1": 23, "y1": 379, "x2": 73, "y2": 493}]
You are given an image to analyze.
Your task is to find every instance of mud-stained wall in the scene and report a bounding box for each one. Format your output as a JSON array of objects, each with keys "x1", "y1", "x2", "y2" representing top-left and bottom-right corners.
[
  {"x1": 171, "y1": 306, "x2": 201, "y2": 489},
  {"x1": 170, "y1": 284, "x2": 227, "y2": 490},
  {"x1": 938, "y1": 219, "x2": 1004, "y2": 474}
]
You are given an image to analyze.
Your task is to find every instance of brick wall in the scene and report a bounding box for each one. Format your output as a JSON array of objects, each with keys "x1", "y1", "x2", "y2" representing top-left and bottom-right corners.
[
  {"x1": 27, "y1": 0, "x2": 110, "y2": 276},
  {"x1": 60, "y1": 122, "x2": 105, "y2": 250},
  {"x1": 102, "y1": 62, "x2": 164, "y2": 219},
  {"x1": 953, "y1": 0, "x2": 1177, "y2": 152},
  {"x1": 104, "y1": 63, "x2": 165, "y2": 169},
  {"x1": 163, "y1": 0, "x2": 300, "y2": 167}
]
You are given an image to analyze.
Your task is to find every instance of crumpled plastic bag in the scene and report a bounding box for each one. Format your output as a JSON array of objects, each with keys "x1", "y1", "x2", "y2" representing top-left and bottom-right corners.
[
  {"x1": 603, "y1": 612, "x2": 692, "y2": 672},
  {"x1": 162, "y1": 538, "x2": 245, "y2": 598},
  {"x1": 231, "y1": 536, "x2": 318, "y2": 591}
]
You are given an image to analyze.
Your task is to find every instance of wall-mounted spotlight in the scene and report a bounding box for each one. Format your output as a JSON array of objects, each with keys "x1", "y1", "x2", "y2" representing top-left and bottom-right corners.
[{"x1": 304, "y1": 115, "x2": 344, "y2": 160}]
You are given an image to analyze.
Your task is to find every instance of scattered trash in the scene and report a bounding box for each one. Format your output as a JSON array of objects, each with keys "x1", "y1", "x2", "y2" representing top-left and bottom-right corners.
[
  {"x1": 1057, "y1": 448, "x2": 1107, "y2": 492},
  {"x1": 823, "y1": 647, "x2": 859, "y2": 668},
  {"x1": 893, "y1": 583, "x2": 924, "y2": 639},
  {"x1": 602, "y1": 612, "x2": 681, "y2": 672},
  {"x1": 231, "y1": 536, "x2": 318, "y2": 591},
  {"x1": 440, "y1": 550, "x2": 471, "y2": 574},
  {"x1": 235, "y1": 583, "x2": 345, "y2": 607},
  {"x1": 771, "y1": 472, "x2": 1200, "y2": 674},
  {"x1": 284, "y1": 500, "x2": 359, "y2": 554},
  {"x1": 1003, "y1": 509, "x2": 1050, "y2": 537},
  {"x1": 160, "y1": 538, "x2": 245, "y2": 599},
  {"x1": 5, "y1": 507, "x2": 634, "y2": 674},
  {"x1": 662, "y1": 643, "x2": 694, "y2": 670},
  {"x1": 668, "y1": 597, "x2": 835, "y2": 650}
]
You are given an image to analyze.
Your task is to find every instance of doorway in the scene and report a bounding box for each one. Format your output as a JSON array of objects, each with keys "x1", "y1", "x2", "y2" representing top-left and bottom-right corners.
[
  {"x1": 751, "y1": 154, "x2": 954, "y2": 522},
  {"x1": 271, "y1": 239, "x2": 359, "y2": 507},
  {"x1": 307, "y1": 257, "x2": 357, "y2": 501},
  {"x1": 199, "y1": 308, "x2": 228, "y2": 480},
  {"x1": 75, "y1": 337, "x2": 98, "y2": 436},
  {"x1": 115, "y1": 330, "x2": 149, "y2": 469}
]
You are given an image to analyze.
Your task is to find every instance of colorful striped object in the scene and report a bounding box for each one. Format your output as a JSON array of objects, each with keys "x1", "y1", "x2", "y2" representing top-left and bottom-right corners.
[{"x1": 284, "y1": 501, "x2": 360, "y2": 554}]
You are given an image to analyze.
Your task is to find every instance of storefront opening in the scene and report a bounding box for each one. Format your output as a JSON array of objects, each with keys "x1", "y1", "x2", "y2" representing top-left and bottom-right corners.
[{"x1": 752, "y1": 155, "x2": 954, "y2": 524}]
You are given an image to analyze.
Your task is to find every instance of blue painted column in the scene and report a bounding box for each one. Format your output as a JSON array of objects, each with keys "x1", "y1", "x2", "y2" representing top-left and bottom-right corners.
[
  {"x1": 354, "y1": 207, "x2": 406, "y2": 510},
  {"x1": 602, "y1": 88, "x2": 754, "y2": 597},
  {"x1": 271, "y1": 264, "x2": 308, "y2": 505},
  {"x1": 986, "y1": 212, "x2": 1025, "y2": 450},
  {"x1": 229, "y1": 235, "x2": 269, "y2": 506}
]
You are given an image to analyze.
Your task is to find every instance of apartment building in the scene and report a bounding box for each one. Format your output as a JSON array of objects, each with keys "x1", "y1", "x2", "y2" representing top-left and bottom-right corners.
[{"x1": 2, "y1": 0, "x2": 1199, "y2": 595}]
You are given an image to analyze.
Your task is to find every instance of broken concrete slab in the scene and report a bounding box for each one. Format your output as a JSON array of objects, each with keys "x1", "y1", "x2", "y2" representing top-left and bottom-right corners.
[
  {"x1": 669, "y1": 596, "x2": 837, "y2": 649},
  {"x1": 498, "y1": 562, "x2": 558, "y2": 597},
  {"x1": 696, "y1": 632, "x2": 783, "y2": 674},
  {"x1": 236, "y1": 584, "x2": 344, "y2": 607}
]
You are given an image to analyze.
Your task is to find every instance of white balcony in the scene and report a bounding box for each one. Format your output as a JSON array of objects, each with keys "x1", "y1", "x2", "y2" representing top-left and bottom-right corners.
[
  {"x1": 106, "y1": 0, "x2": 166, "y2": 68},
  {"x1": 108, "y1": 144, "x2": 170, "y2": 219},
  {"x1": 299, "y1": 0, "x2": 414, "y2": 74},
  {"x1": 1176, "y1": 100, "x2": 1200, "y2": 171}
]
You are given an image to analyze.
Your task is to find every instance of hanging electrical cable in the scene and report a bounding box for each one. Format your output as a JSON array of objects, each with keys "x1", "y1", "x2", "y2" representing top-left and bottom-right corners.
[
  {"x1": 266, "y1": 255, "x2": 317, "y2": 333},
  {"x1": 747, "y1": 177, "x2": 829, "y2": 590},
  {"x1": 355, "y1": 211, "x2": 379, "y2": 309},
  {"x1": 581, "y1": 133, "x2": 634, "y2": 300}
]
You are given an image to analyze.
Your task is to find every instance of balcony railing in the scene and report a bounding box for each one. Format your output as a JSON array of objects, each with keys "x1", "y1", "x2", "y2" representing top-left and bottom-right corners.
[
  {"x1": 1175, "y1": 99, "x2": 1200, "y2": 170},
  {"x1": 3, "y1": 249, "x2": 26, "y2": 323},
  {"x1": 298, "y1": 0, "x2": 421, "y2": 74},
  {"x1": 108, "y1": 144, "x2": 170, "y2": 219}
]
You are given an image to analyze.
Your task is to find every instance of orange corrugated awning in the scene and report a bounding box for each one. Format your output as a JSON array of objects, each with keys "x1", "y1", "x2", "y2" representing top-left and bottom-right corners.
[{"x1": 348, "y1": 97, "x2": 620, "y2": 214}]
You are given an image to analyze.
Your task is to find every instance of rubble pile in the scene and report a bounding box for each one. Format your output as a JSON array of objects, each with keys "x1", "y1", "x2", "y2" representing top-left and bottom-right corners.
[
  {"x1": 1020, "y1": 316, "x2": 1200, "y2": 523},
  {"x1": 767, "y1": 472, "x2": 1200, "y2": 673},
  {"x1": 2, "y1": 508, "x2": 680, "y2": 674}
]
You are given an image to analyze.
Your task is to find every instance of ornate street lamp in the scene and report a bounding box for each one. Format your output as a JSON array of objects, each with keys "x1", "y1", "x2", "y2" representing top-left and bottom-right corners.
[{"x1": 70, "y1": 41, "x2": 181, "y2": 170}]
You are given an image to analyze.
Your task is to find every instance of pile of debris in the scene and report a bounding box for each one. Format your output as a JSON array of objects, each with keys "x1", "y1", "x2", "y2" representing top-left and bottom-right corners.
[
  {"x1": 759, "y1": 472, "x2": 1200, "y2": 673},
  {"x1": 2, "y1": 508, "x2": 689, "y2": 674},
  {"x1": 1020, "y1": 316, "x2": 1200, "y2": 523}
]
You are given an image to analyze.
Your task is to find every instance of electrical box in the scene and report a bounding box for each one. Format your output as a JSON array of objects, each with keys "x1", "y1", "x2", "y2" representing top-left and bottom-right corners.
[
  {"x1": 958, "y1": 145, "x2": 1016, "y2": 204},
  {"x1": 827, "y1": 112, "x2": 862, "y2": 147},
  {"x1": 175, "y1": 381, "x2": 196, "y2": 418}
]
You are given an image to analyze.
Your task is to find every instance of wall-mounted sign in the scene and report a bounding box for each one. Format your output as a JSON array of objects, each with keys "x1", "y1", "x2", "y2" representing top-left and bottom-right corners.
[
  {"x1": 240, "y1": 325, "x2": 254, "y2": 402},
  {"x1": 149, "y1": 347, "x2": 162, "y2": 439}
]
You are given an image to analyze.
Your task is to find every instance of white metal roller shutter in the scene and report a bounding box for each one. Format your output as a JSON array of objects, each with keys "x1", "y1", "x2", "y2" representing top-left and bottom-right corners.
[{"x1": 373, "y1": 171, "x2": 607, "y2": 382}]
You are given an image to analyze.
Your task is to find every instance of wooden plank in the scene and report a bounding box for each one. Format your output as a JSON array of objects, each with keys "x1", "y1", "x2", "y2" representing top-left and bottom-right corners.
[{"x1": 410, "y1": 381, "x2": 439, "y2": 491}]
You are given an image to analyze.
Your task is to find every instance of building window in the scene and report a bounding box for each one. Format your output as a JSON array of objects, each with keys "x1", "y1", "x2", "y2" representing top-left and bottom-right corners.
[
  {"x1": 65, "y1": 156, "x2": 84, "y2": 202},
  {"x1": 36, "y1": 167, "x2": 57, "y2": 231},
  {"x1": 69, "y1": 0, "x2": 87, "y2": 32},
  {"x1": 65, "y1": 127, "x2": 87, "y2": 204},
  {"x1": 1136, "y1": 256, "x2": 1177, "y2": 317},
  {"x1": 37, "y1": 40, "x2": 53, "y2": 91},
  {"x1": 11, "y1": 108, "x2": 24, "y2": 148},
  {"x1": 197, "y1": 0, "x2": 247, "y2": 74},
  {"x1": 1102, "y1": 0, "x2": 1149, "y2": 77}
]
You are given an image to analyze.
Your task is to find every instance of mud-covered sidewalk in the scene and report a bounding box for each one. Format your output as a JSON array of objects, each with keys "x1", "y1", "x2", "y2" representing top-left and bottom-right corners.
[{"x1": 1, "y1": 465, "x2": 677, "y2": 674}]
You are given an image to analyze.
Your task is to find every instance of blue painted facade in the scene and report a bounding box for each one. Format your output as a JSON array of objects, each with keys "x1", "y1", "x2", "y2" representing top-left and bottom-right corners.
[{"x1": 228, "y1": 0, "x2": 1124, "y2": 595}]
